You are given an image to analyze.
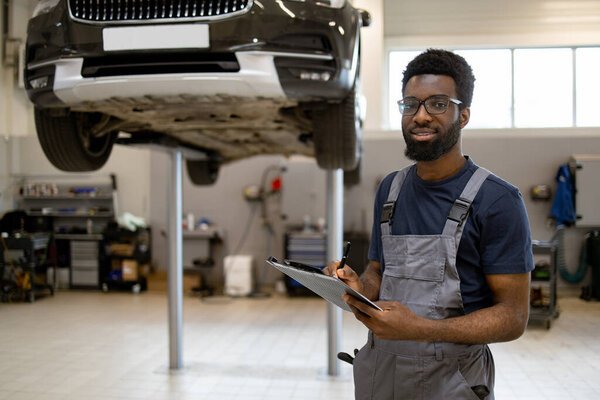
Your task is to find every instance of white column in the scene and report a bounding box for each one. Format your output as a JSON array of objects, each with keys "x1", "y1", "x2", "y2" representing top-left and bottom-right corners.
[
  {"x1": 167, "y1": 149, "x2": 184, "y2": 369},
  {"x1": 326, "y1": 169, "x2": 344, "y2": 376}
]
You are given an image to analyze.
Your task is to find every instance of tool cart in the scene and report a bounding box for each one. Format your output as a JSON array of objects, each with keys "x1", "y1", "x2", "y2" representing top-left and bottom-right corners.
[
  {"x1": 101, "y1": 227, "x2": 151, "y2": 293},
  {"x1": 529, "y1": 240, "x2": 559, "y2": 329},
  {"x1": 283, "y1": 230, "x2": 327, "y2": 295},
  {"x1": 0, "y1": 232, "x2": 54, "y2": 302}
]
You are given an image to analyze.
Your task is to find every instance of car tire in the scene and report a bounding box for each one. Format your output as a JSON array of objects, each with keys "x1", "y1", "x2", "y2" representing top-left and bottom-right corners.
[
  {"x1": 344, "y1": 158, "x2": 362, "y2": 186},
  {"x1": 34, "y1": 108, "x2": 117, "y2": 171},
  {"x1": 313, "y1": 85, "x2": 362, "y2": 171},
  {"x1": 186, "y1": 159, "x2": 220, "y2": 185}
]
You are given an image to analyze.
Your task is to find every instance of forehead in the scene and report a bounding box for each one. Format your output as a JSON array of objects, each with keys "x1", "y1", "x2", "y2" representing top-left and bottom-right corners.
[{"x1": 403, "y1": 74, "x2": 457, "y2": 99}]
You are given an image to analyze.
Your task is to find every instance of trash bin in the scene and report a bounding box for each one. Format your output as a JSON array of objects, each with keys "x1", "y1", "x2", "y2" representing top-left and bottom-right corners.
[
  {"x1": 224, "y1": 255, "x2": 253, "y2": 297},
  {"x1": 588, "y1": 231, "x2": 600, "y2": 299}
]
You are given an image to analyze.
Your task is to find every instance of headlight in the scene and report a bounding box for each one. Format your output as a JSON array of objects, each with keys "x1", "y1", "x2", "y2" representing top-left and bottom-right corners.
[
  {"x1": 315, "y1": 0, "x2": 346, "y2": 8},
  {"x1": 32, "y1": 0, "x2": 61, "y2": 18}
]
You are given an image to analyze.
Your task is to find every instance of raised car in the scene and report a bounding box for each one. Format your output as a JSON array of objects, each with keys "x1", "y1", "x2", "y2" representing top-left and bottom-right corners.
[{"x1": 25, "y1": 0, "x2": 370, "y2": 184}]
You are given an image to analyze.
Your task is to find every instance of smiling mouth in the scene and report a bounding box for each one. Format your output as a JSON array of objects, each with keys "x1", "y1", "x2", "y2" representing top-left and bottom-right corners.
[{"x1": 410, "y1": 129, "x2": 437, "y2": 140}]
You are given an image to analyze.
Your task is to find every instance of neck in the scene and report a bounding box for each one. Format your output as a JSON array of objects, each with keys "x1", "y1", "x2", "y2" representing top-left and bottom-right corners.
[{"x1": 415, "y1": 148, "x2": 466, "y2": 182}]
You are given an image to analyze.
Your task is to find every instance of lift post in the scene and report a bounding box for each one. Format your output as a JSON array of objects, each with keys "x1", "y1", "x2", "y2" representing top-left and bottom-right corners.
[
  {"x1": 167, "y1": 149, "x2": 184, "y2": 369},
  {"x1": 326, "y1": 168, "x2": 343, "y2": 376}
]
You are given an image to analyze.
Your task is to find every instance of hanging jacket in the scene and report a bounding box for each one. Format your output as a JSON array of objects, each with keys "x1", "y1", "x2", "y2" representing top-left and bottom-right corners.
[{"x1": 550, "y1": 164, "x2": 576, "y2": 227}]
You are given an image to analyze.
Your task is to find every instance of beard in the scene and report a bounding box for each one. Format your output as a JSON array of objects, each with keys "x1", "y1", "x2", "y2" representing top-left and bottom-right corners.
[{"x1": 403, "y1": 119, "x2": 461, "y2": 162}]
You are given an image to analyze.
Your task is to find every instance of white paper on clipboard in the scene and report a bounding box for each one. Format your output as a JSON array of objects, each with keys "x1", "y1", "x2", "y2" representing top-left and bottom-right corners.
[{"x1": 265, "y1": 257, "x2": 382, "y2": 312}]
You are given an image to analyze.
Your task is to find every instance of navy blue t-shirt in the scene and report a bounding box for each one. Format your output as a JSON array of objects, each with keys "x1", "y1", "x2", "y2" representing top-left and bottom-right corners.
[{"x1": 368, "y1": 157, "x2": 534, "y2": 314}]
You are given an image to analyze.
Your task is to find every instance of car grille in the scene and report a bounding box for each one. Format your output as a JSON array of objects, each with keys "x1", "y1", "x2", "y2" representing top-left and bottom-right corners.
[{"x1": 69, "y1": 0, "x2": 251, "y2": 22}]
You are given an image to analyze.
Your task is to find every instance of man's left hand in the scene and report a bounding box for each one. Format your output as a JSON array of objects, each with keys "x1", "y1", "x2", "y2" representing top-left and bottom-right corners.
[{"x1": 344, "y1": 295, "x2": 425, "y2": 341}]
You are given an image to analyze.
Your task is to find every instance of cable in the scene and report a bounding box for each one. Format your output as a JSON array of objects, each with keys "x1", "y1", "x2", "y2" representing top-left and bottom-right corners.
[
  {"x1": 231, "y1": 201, "x2": 259, "y2": 256},
  {"x1": 248, "y1": 164, "x2": 285, "y2": 298},
  {"x1": 229, "y1": 163, "x2": 284, "y2": 298},
  {"x1": 248, "y1": 216, "x2": 273, "y2": 299}
]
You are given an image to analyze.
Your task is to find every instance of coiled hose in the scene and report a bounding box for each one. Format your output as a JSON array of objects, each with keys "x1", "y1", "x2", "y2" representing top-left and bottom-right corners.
[{"x1": 554, "y1": 227, "x2": 588, "y2": 283}]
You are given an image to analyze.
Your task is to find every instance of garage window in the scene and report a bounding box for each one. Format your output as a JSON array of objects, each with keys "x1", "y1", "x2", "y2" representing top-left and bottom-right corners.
[
  {"x1": 456, "y1": 49, "x2": 512, "y2": 129},
  {"x1": 576, "y1": 48, "x2": 600, "y2": 127},
  {"x1": 514, "y1": 48, "x2": 573, "y2": 128},
  {"x1": 387, "y1": 47, "x2": 600, "y2": 130}
]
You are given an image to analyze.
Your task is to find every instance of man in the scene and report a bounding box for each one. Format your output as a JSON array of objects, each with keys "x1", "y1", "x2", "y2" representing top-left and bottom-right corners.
[{"x1": 324, "y1": 49, "x2": 533, "y2": 400}]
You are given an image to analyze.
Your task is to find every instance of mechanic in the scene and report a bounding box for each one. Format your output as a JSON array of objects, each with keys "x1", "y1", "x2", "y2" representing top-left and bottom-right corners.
[{"x1": 324, "y1": 49, "x2": 533, "y2": 400}]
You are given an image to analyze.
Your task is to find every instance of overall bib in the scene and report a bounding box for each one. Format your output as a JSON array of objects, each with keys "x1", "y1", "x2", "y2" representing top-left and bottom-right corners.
[{"x1": 354, "y1": 166, "x2": 495, "y2": 400}]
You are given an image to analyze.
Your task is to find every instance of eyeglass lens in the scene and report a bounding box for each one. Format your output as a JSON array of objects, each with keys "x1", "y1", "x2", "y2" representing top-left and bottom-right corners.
[{"x1": 398, "y1": 95, "x2": 451, "y2": 116}]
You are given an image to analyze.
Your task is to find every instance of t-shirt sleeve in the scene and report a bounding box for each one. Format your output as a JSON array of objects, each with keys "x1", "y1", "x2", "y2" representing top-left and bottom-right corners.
[{"x1": 479, "y1": 188, "x2": 534, "y2": 274}]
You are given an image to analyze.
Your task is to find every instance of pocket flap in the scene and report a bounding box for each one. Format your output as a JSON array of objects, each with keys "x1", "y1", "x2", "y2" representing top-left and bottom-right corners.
[{"x1": 383, "y1": 257, "x2": 445, "y2": 282}]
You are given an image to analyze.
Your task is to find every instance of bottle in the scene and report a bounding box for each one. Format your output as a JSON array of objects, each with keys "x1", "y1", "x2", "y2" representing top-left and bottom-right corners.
[{"x1": 187, "y1": 213, "x2": 195, "y2": 231}]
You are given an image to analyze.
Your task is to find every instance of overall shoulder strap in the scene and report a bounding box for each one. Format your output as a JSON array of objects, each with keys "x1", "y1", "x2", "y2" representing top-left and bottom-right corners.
[
  {"x1": 442, "y1": 167, "x2": 491, "y2": 243},
  {"x1": 380, "y1": 165, "x2": 412, "y2": 236}
]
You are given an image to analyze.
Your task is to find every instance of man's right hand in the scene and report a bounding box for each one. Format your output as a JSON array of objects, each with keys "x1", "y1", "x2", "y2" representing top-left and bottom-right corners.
[{"x1": 323, "y1": 260, "x2": 364, "y2": 294}]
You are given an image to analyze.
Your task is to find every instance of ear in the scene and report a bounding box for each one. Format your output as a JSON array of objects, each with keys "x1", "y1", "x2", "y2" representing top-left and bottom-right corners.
[{"x1": 459, "y1": 107, "x2": 470, "y2": 129}]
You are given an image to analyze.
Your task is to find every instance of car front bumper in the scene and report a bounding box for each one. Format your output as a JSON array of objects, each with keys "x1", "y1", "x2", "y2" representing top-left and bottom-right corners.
[
  {"x1": 25, "y1": 0, "x2": 361, "y2": 108},
  {"x1": 28, "y1": 51, "x2": 334, "y2": 107}
]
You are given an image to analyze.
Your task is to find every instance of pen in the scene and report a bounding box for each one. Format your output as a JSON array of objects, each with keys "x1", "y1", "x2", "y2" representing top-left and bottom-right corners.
[{"x1": 337, "y1": 241, "x2": 351, "y2": 270}]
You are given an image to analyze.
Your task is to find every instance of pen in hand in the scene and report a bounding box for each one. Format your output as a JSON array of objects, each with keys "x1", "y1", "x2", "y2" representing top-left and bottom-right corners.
[{"x1": 337, "y1": 241, "x2": 351, "y2": 271}]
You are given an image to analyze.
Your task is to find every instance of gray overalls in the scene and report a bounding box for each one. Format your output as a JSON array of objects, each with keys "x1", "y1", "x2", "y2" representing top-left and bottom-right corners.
[{"x1": 353, "y1": 166, "x2": 495, "y2": 400}]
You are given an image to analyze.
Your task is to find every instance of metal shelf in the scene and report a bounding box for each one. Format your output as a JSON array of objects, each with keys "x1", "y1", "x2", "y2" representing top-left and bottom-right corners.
[
  {"x1": 529, "y1": 241, "x2": 559, "y2": 329},
  {"x1": 54, "y1": 233, "x2": 104, "y2": 240},
  {"x1": 22, "y1": 195, "x2": 113, "y2": 200},
  {"x1": 27, "y1": 212, "x2": 114, "y2": 218}
]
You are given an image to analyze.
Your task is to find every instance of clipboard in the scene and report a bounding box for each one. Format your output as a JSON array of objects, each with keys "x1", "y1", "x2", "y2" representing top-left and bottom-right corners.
[{"x1": 265, "y1": 257, "x2": 382, "y2": 312}]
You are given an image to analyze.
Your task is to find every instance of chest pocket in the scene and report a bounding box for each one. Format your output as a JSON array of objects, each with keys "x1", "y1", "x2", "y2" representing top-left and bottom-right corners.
[{"x1": 381, "y1": 236, "x2": 448, "y2": 318}]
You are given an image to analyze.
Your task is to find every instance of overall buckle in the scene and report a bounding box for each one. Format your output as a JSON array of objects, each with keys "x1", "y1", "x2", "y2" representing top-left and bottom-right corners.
[
  {"x1": 447, "y1": 197, "x2": 471, "y2": 226},
  {"x1": 380, "y1": 201, "x2": 396, "y2": 224}
]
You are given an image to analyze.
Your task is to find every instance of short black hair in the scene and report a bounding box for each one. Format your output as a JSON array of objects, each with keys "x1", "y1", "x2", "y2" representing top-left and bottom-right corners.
[{"x1": 402, "y1": 49, "x2": 475, "y2": 108}]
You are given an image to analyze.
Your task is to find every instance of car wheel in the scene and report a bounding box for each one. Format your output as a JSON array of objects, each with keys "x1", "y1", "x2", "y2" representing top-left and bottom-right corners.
[
  {"x1": 344, "y1": 158, "x2": 362, "y2": 186},
  {"x1": 34, "y1": 108, "x2": 117, "y2": 171},
  {"x1": 186, "y1": 159, "x2": 220, "y2": 185},
  {"x1": 313, "y1": 85, "x2": 362, "y2": 171}
]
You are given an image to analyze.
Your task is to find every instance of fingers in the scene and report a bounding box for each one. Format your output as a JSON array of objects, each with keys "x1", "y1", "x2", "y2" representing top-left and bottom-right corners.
[
  {"x1": 337, "y1": 265, "x2": 359, "y2": 282},
  {"x1": 323, "y1": 260, "x2": 340, "y2": 277},
  {"x1": 324, "y1": 261, "x2": 355, "y2": 279},
  {"x1": 344, "y1": 294, "x2": 378, "y2": 318},
  {"x1": 347, "y1": 302, "x2": 371, "y2": 322},
  {"x1": 336, "y1": 265, "x2": 348, "y2": 279},
  {"x1": 375, "y1": 301, "x2": 396, "y2": 311}
]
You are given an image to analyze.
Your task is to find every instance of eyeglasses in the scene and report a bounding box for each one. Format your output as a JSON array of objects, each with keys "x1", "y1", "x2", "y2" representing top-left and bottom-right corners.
[{"x1": 397, "y1": 95, "x2": 463, "y2": 116}]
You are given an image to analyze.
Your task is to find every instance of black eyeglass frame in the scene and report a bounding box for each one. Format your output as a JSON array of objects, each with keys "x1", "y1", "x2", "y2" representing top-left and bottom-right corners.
[{"x1": 397, "y1": 95, "x2": 463, "y2": 116}]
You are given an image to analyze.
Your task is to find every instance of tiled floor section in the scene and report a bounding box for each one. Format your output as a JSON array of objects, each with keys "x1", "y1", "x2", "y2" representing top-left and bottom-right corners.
[{"x1": 1, "y1": 291, "x2": 599, "y2": 399}]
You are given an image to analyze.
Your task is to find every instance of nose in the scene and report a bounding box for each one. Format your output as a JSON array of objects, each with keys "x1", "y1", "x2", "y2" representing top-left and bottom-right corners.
[{"x1": 412, "y1": 102, "x2": 432, "y2": 125}]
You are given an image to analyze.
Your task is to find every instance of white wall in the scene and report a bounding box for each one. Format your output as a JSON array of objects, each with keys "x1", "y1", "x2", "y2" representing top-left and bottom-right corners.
[
  {"x1": 383, "y1": 0, "x2": 600, "y2": 47},
  {"x1": 0, "y1": 0, "x2": 36, "y2": 138},
  {"x1": 354, "y1": 0, "x2": 383, "y2": 130}
]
